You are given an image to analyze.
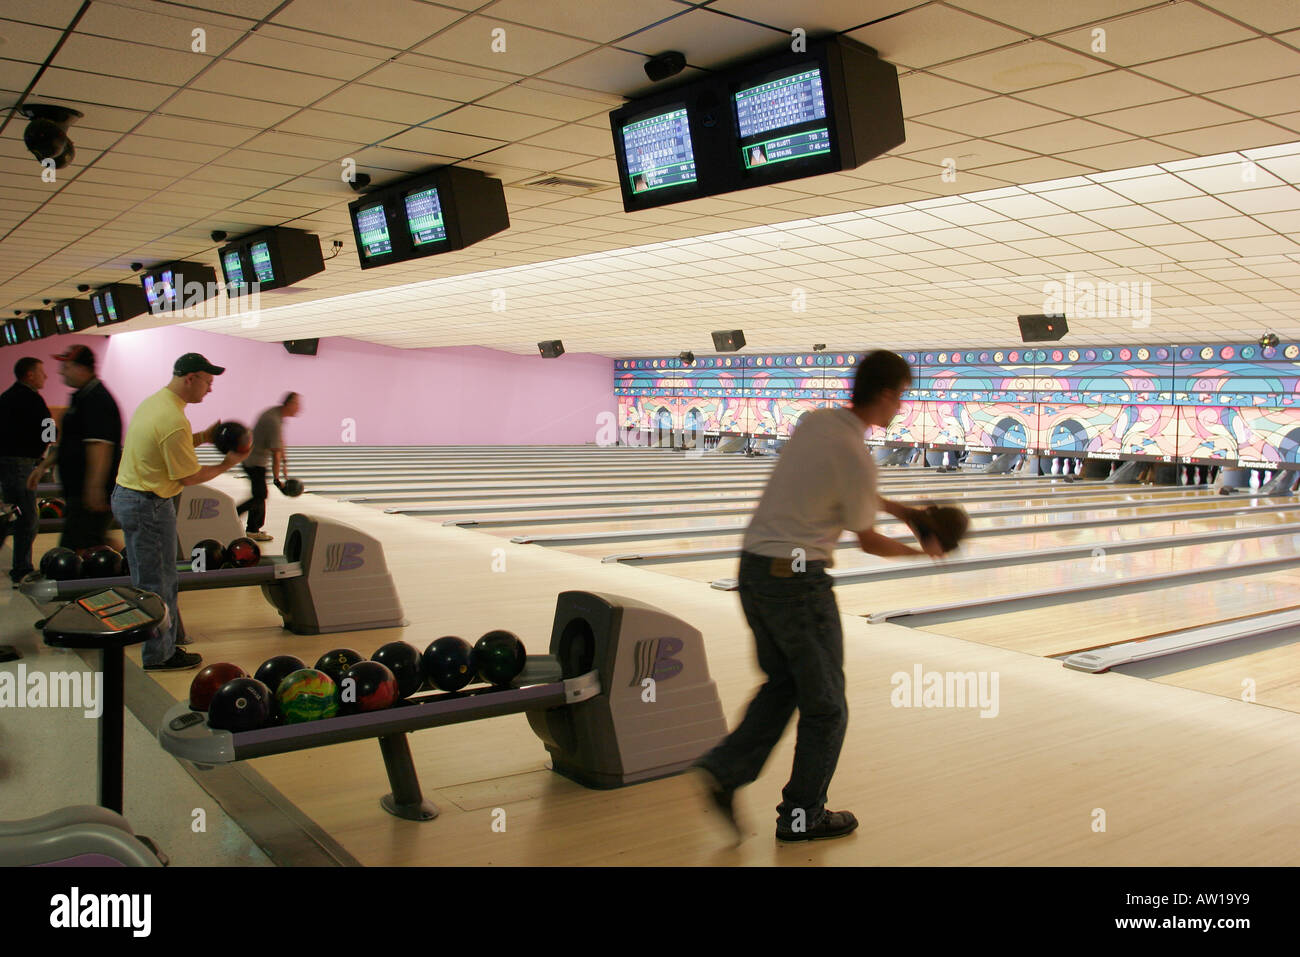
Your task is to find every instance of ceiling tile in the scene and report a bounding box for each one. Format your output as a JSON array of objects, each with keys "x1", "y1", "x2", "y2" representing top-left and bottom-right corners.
[
  {"x1": 847, "y1": 5, "x2": 1027, "y2": 69},
  {"x1": 930, "y1": 40, "x2": 1110, "y2": 93},
  {"x1": 192, "y1": 61, "x2": 344, "y2": 106},
  {"x1": 1207, "y1": 0, "x2": 1300, "y2": 34},
  {"x1": 1052, "y1": 4, "x2": 1258, "y2": 65},
  {"x1": 270, "y1": 0, "x2": 465, "y2": 50},
  {"x1": 226, "y1": 33, "x2": 386, "y2": 80},
  {"x1": 1015, "y1": 69, "x2": 1182, "y2": 113},
  {"x1": 616, "y1": 8, "x2": 785, "y2": 69},
  {"x1": 488, "y1": 0, "x2": 684, "y2": 43},
  {"x1": 1135, "y1": 38, "x2": 1300, "y2": 94},
  {"x1": 415, "y1": 16, "x2": 597, "y2": 76}
]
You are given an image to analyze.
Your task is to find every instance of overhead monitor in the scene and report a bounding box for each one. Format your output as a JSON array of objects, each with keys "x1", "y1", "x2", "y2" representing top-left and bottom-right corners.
[
  {"x1": 90, "y1": 283, "x2": 149, "y2": 325},
  {"x1": 734, "y1": 65, "x2": 832, "y2": 171},
  {"x1": 617, "y1": 104, "x2": 698, "y2": 199},
  {"x1": 403, "y1": 186, "x2": 447, "y2": 247}
]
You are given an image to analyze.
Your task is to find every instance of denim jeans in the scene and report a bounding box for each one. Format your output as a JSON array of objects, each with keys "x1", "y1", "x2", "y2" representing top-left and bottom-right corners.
[
  {"x1": 236, "y1": 465, "x2": 268, "y2": 532},
  {"x1": 699, "y1": 551, "x2": 847, "y2": 828},
  {"x1": 111, "y1": 485, "x2": 180, "y2": 666},
  {"x1": 0, "y1": 457, "x2": 40, "y2": 578}
]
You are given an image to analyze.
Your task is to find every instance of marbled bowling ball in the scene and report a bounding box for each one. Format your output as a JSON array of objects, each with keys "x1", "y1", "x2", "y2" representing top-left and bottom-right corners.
[
  {"x1": 339, "y1": 660, "x2": 398, "y2": 714},
  {"x1": 474, "y1": 631, "x2": 527, "y2": 687},
  {"x1": 372, "y1": 641, "x2": 425, "y2": 699},
  {"x1": 190, "y1": 662, "x2": 248, "y2": 711},
  {"x1": 276, "y1": 668, "x2": 339, "y2": 723},
  {"x1": 207, "y1": 677, "x2": 271, "y2": 733}
]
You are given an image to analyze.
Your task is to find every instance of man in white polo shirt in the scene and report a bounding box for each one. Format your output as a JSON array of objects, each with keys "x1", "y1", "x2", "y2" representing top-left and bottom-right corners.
[{"x1": 697, "y1": 350, "x2": 941, "y2": 843}]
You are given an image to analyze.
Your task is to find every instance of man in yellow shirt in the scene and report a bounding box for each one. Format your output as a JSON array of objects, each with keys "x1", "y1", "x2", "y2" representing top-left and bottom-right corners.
[{"x1": 113, "y1": 354, "x2": 249, "y2": 670}]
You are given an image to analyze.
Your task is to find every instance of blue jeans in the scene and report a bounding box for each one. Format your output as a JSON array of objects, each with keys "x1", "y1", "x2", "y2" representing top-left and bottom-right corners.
[
  {"x1": 699, "y1": 551, "x2": 847, "y2": 828},
  {"x1": 111, "y1": 485, "x2": 180, "y2": 666},
  {"x1": 0, "y1": 457, "x2": 40, "y2": 578}
]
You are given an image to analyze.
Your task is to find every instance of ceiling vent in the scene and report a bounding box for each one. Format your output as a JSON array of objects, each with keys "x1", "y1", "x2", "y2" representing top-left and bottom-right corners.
[{"x1": 517, "y1": 175, "x2": 610, "y2": 195}]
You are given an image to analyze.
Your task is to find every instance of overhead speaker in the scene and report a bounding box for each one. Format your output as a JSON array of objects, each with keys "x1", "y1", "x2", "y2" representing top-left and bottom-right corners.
[
  {"x1": 1017, "y1": 314, "x2": 1067, "y2": 342},
  {"x1": 712, "y1": 330, "x2": 745, "y2": 352},
  {"x1": 538, "y1": 339, "x2": 565, "y2": 358},
  {"x1": 283, "y1": 339, "x2": 319, "y2": 356}
]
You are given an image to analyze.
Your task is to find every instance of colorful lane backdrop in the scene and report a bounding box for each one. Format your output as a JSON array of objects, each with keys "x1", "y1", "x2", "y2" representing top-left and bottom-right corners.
[{"x1": 614, "y1": 343, "x2": 1300, "y2": 467}]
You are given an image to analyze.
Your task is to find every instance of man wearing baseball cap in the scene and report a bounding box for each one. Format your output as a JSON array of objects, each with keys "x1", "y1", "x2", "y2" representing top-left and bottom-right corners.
[
  {"x1": 114, "y1": 353, "x2": 248, "y2": 671},
  {"x1": 28, "y1": 344, "x2": 122, "y2": 550}
]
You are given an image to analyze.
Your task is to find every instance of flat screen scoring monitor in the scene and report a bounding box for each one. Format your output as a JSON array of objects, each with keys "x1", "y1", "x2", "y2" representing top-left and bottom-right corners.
[
  {"x1": 355, "y1": 202, "x2": 394, "y2": 260},
  {"x1": 143, "y1": 270, "x2": 176, "y2": 310},
  {"x1": 735, "y1": 64, "x2": 831, "y2": 170},
  {"x1": 222, "y1": 249, "x2": 247, "y2": 289},
  {"x1": 403, "y1": 186, "x2": 447, "y2": 247},
  {"x1": 619, "y1": 104, "x2": 697, "y2": 196},
  {"x1": 250, "y1": 240, "x2": 275, "y2": 284}
]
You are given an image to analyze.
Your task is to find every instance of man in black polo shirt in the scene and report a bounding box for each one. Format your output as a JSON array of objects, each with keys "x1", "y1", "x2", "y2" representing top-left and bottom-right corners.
[
  {"x1": 0, "y1": 357, "x2": 53, "y2": 582},
  {"x1": 28, "y1": 344, "x2": 122, "y2": 550}
]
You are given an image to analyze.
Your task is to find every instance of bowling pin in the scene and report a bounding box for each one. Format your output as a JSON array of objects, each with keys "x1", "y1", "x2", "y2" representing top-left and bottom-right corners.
[
  {"x1": 1109, "y1": 462, "x2": 1117, "y2": 477},
  {"x1": 1250, "y1": 470, "x2": 1260, "y2": 489},
  {"x1": 1064, "y1": 458, "x2": 1073, "y2": 476},
  {"x1": 1051, "y1": 458, "x2": 1060, "y2": 475},
  {"x1": 942, "y1": 451, "x2": 950, "y2": 467},
  {"x1": 1265, "y1": 471, "x2": 1274, "y2": 485},
  {"x1": 1180, "y1": 466, "x2": 1188, "y2": 485}
]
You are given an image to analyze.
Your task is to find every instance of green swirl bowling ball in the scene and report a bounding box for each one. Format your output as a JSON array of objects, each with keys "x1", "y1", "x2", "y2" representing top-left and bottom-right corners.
[{"x1": 276, "y1": 668, "x2": 339, "y2": 723}]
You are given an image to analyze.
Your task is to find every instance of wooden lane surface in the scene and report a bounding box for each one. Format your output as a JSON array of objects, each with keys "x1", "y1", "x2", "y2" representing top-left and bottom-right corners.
[
  {"x1": 121, "y1": 472, "x2": 1300, "y2": 866},
  {"x1": 416, "y1": 486, "x2": 1213, "y2": 535},
  {"x1": 1146, "y1": 643, "x2": 1300, "y2": 714},
  {"x1": 546, "y1": 494, "x2": 1289, "y2": 556},
  {"x1": 913, "y1": 564, "x2": 1300, "y2": 659},
  {"x1": 583, "y1": 503, "x2": 1300, "y2": 581}
]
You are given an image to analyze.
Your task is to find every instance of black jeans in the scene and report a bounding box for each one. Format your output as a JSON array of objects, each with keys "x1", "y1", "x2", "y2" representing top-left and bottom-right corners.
[
  {"x1": 0, "y1": 456, "x2": 40, "y2": 578},
  {"x1": 699, "y1": 551, "x2": 847, "y2": 829},
  {"x1": 60, "y1": 495, "x2": 114, "y2": 551},
  {"x1": 236, "y1": 465, "x2": 268, "y2": 532}
]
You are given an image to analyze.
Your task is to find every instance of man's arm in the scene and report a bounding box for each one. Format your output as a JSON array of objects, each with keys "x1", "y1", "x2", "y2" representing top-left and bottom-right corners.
[
  {"x1": 857, "y1": 528, "x2": 936, "y2": 558},
  {"x1": 83, "y1": 441, "x2": 113, "y2": 510},
  {"x1": 878, "y1": 497, "x2": 922, "y2": 525},
  {"x1": 192, "y1": 421, "x2": 218, "y2": 447},
  {"x1": 272, "y1": 448, "x2": 286, "y2": 482},
  {"x1": 27, "y1": 443, "x2": 58, "y2": 491},
  {"x1": 179, "y1": 450, "x2": 249, "y2": 486}
]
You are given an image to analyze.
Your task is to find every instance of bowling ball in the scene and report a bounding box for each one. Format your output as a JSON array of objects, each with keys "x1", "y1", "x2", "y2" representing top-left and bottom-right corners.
[
  {"x1": 473, "y1": 630, "x2": 527, "y2": 687},
  {"x1": 213, "y1": 420, "x2": 252, "y2": 454},
  {"x1": 372, "y1": 640, "x2": 425, "y2": 699},
  {"x1": 226, "y1": 537, "x2": 261, "y2": 567},
  {"x1": 276, "y1": 668, "x2": 339, "y2": 723},
  {"x1": 207, "y1": 677, "x2": 271, "y2": 733},
  {"x1": 423, "y1": 636, "x2": 475, "y2": 692},
  {"x1": 339, "y1": 660, "x2": 399, "y2": 714},
  {"x1": 80, "y1": 545, "x2": 123, "y2": 579},
  {"x1": 191, "y1": 538, "x2": 226, "y2": 572},
  {"x1": 41, "y1": 546, "x2": 82, "y2": 581},
  {"x1": 254, "y1": 654, "x2": 306, "y2": 697},
  {"x1": 190, "y1": 662, "x2": 248, "y2": 711},
  {"x1": 38, "y1": 498, "x2": 65, "y2": 519},
  {"x1": 279, "y1": 478, "x2": 304, "y2": 497},
  {"x1": 911, "y1": 504, "x2": 970, "y2": 553},
  {"x1": 315, "y1": 647, "x2": 365, "y2": 685}
]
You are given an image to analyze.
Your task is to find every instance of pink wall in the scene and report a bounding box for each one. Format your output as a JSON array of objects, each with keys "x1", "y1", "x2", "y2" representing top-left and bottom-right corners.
[{"x1": 23, "y1": 327, "x2": 614, "y2": 445}]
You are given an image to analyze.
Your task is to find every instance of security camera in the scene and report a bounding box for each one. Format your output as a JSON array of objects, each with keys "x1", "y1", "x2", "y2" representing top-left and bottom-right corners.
[
  {"x1": 77, "y1": 284, "x2": 89, "y2": 292},
  {"x1": 644, "y1": 51, "x2": 686, "y2": 83},
  {"x1": 41, "y1": 299, "x2": 50, "y2": 305},
  {"x1": 20, "y1": 104, "x2": 83, "y2": 170},
  {"x1": 348, "y1": 173, "x2": 372, "y2": 193},
  {"x1": 679, "y1": 350, "x2": 695, "y2": 365},
  {"x1": 1260, "y1": 332, "x2": 1279, "y2": 349},
  {"x1": 813, "y1": 343, "x2": 826, "y2": 351},
  {"x1": 130, "y1": 263, "x2": 142, "y2": 272},
  {"x1": 210, "y1": 230, "x2": 228, "y2": 242}
]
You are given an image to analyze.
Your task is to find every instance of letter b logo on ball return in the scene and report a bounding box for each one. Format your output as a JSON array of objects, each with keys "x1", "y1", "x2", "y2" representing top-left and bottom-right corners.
[
  {"x1": 188, "y1": 498, "x2": 220, "y2": 520},
  {"x1": 629, "y1": 637, "x2": 684, "y2": 687},
  {"x1": 324, "y1": 542, "x2": 365, "y2": 572}
]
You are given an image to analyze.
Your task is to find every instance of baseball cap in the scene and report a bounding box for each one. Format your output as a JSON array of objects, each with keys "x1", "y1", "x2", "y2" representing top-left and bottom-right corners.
[
  {"x1": 173, "y1": 353, "x2": 225, "y2": 376},
  {"x1": 53, "y1": 343, "x2": 95, "y2": 371}
]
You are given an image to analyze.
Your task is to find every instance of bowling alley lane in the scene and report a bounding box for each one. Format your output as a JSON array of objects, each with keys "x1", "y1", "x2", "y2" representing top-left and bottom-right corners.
[
  {"x1": 534, "y1": 494, "x2": 1299, "y2": 558},
  {"x1": 913, "y1": 563, "x2": 1300, "y2": 661},
  {"x1": 621, "y1": 505, "x2": 1300, "y2": 584},
  {"x1": 1145, "y1": 641, "x2": 1300, "y2": 714}
]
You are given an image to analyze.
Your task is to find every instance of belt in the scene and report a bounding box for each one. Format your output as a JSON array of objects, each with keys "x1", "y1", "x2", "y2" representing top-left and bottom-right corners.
[
  {"x1": 115, "y1": 484, "x2": 173, "y2": 501},
  {"x1": 743, "y1": 551, "x2": 833, "y2": 577}
]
